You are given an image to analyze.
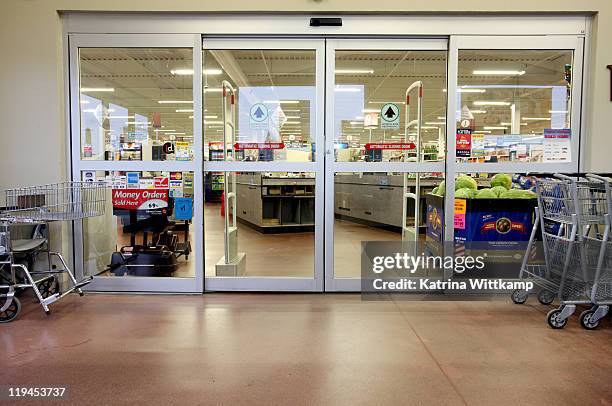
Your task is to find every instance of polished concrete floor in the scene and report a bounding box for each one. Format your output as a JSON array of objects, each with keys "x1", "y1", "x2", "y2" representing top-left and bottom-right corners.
[{"x1": 2, "y1": 293, "x2": 611, "y2": 405}]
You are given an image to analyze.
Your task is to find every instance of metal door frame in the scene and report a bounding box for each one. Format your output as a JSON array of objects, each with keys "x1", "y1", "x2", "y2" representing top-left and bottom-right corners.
[
  {"x1": 202, "y1": 38, "x2": 325, "y2": 291},
  {"x1": 324, "y1": 38, "x2": 448, "y2": 291},
  {"x1": 68, "y1": 33, "x2": 204, "y2": 292}
]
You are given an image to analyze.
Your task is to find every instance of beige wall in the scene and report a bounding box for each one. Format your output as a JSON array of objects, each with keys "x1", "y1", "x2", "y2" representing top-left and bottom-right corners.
[{"x1": 1, "y1": 0, "x2": 610, "y2": 195}]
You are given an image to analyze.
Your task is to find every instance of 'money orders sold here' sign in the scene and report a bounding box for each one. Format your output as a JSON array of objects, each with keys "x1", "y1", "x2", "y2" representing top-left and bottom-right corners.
[{"x1": 112, "y1": 189, "x2": 169, "y2": 210}]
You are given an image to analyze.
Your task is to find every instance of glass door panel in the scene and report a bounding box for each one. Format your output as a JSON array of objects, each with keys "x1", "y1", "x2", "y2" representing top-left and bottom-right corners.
[{"x1": 202, "y1": 39, "x2": 324, "y2": 292}]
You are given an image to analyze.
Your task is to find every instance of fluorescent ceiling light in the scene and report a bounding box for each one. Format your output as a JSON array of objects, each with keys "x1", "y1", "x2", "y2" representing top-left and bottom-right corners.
[
  {"x1": 443, "y1": 88, "x2": 486, "y2": 93},
  {"x1": 81, "y1": 87, "x2": 115, "y2": 92},
  {"x1": 473, "y1": 101, "x2": 511, "y2": 106},
  {"x1": 473, "y1": 130, "x2": 492, "y2": 134},
  {"x1": 204, "y1": 69, "x2": 223, "y2": 75},
  {"x1": 204, "y1": 115, "x2": 218, "y2": 119},
  {"x1": 521, "y1": 123, "x2": 528, "y2": 126},
  {"x1": 283, "y1": 109, "x2": 302, "y2": 112},
  {"x1": 125, "y1": 121, "x2": 150, "y2": 125},
  {"x1": 158, "y1": 100, "x2": 193, "y2": 104},
  {"x1": 523, "y1": 117, "x2": 552, "y2": 121},
  {"x1": 484, "y1": 126, "x2": 507, "y2": 130},
  {"x1": 154, "y1": 129, "x2": 175, "y2": 132},
  {"x1": 176, "y1": 109, "x2": 194, "y2": 113},
  {"x1": 335, "y1": 69, "x2": 374, "y2": 74},
  {"x1": 334, "y1": 87, "x2": 361, "y2": 92},
  {"x1": 204, "y1": 120, "x2": 224, "y2": 124},
  {"x1": 83, "y1": 108, "x2": 115, "y2": 113},
  {"x1": 362, "y1": 109, "x2": 379, "y2": 113},
  {"x1": 189, "y1": 115, "x2": 194, "y2": 119},
  {"x1": 549, "y1": 110, "x2": 568, "y2": 114},
  {"x1": 285, "y1": 121, "x2": 301, "y2": 124},
  {"x1": 107, "y1": 115, "x2": 133, "y2": 119},
  {"x1": 420, "y1": 126, "x2": 439, "y2": 129},
  {"x1": 470, "y1": 110, "x2": 488, "y2": 114},
  {"x1": 368, "y1": 101, "x2": 405, "y2": 105},
  {"x1": 263, "y1": 100, "x2": 300, "y2": 104},
  {"x1": 354, "y1": 116, "x2": 364, "y2": 120},
  {"x1": 166, "y1": 132, "x2": 186, "y2": 135},
  {"x1": 349, "y1": 121, "x2": 363, "y2": 125},
  {"x1": 473, "y1": 70, "x2": 525, "y2": 76},
  {"x1": 171, "y1": 69, "x2": 194, "y2": 75},
  {"x1": 436, "y1": 116, "x2": 446, "y2": 120},
  {"x1": 500, "y1": 122, "x2": 511, "y2": 126},
  {"x1": 80, "y1": 100, "x2": 89, "y2": 104},
  {"x1": 204, "y1": 88, "x2": 223, "y2": 93},
  {"x1": 425, "y1": 122, "x2": 445, "y2": 125},
  {"x1": 284, "y1": 116, "x2": 300, "y2": 119}
]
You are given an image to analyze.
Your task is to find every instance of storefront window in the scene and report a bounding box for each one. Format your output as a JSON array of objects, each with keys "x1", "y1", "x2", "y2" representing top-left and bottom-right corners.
[
  {"x1": 78, "y1": 48, "x2": 194, "y2": 161},
  {"x1": 82, "y1": 170, "x2": 195, "y2": 278},
  {"x1": 455, "y1": 50, "x2": 573, "y2": 163},
  {"x1": 333, "y1": 50, "x2": 447, "y2": 162},
  {"x1": 203, "y1": 50, "x2": 317, "y2": 162}
]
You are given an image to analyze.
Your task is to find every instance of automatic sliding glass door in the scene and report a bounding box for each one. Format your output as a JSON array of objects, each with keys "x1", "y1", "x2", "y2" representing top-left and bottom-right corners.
[{"x1": 202, "y1": 39, "x2": 325, "y2": 292}]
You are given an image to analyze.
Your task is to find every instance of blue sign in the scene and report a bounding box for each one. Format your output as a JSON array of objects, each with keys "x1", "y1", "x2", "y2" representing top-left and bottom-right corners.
[
  {"x1": 126, "y1": 172, "x2": 140, "y2": 186},
  {"x1": 174, "y1": 197, "x2": 193, "y2": 220}
]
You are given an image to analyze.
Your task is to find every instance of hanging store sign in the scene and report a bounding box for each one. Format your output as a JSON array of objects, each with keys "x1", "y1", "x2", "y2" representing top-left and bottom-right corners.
[
  {"x1": 456, "y1": 128, "x2": 472, "y2": 158},
  {"x1": 112, "y1": 189, "x2": 168, "y2": 210},
  {"x1": 365, "y1": 143, "x2": 416, "y2": 150},
  {"x1": 234, "y1": 142, "x2": 285, "y2": 150}
]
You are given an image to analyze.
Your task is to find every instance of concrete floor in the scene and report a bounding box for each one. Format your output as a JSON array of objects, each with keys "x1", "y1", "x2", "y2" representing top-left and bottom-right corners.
[{"x1": 1, "y1": 293, "x2": 611, "y2": 406}]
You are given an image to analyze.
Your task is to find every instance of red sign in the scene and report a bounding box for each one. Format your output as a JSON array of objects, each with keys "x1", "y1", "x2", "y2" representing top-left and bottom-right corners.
[
  {"x1": 152, "y1": 112, "x2": 161, "y2": 129},
  {"x1": 234, "y1": 142, "x2": 285, "y2": 150},
  {"x1": 170, "y1": 172, "x2": 182, "y2": 181},
  {"x1": 112, "y1": 189, "x2": 168, "y2": 210},
  {"x1": 364, "y1": 143, "x2": 416, "y2": 150},
  {"x1": 456, "y1": 129, "x2": 472, "y2": 158},
  {"x1": 154, "y1": 176, "x2": 169, "y2": 188}
]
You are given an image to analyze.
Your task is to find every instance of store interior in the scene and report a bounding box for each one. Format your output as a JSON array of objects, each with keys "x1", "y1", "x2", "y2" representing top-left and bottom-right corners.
[{"x1": 77, "y1": 45, "x2": 572, "y2": 280}]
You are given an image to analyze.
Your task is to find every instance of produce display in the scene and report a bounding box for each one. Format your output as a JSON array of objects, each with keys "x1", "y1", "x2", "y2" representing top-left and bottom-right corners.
[{"x1": 430, "y1": 173, "x2": 537, "y2": 199}]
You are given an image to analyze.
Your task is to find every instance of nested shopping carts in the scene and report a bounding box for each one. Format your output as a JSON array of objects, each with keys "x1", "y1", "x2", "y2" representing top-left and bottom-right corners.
[
  {"x1": 0, "y1": 181, "x2": 107, "y2": 322},
  {"x1": 512, "y1": 173, "x2": 612, "y2": 329}
]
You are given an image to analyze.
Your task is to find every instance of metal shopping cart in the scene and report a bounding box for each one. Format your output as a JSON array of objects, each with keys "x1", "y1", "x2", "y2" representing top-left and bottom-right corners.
[
  {"x1": 0, "y1": 181, "x2": 107, "y2": 322},
  {"x1": 520, "y1": 174, "x2": 610, "y2": 329},
  {"x1": 512, "y1": 174, "x2": 612, "y2": 329}
]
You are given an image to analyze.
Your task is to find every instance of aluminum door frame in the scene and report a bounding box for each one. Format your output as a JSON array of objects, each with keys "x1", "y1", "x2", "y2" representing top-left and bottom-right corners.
[
  {"x1": 324, "y1": 39, "x2": 448, "y2": 291},
  {"x1": 69, "y1": 33, "x2": 204, "y2": 293},
  {"x1": 202, "y1": 38, "x2": 326, "y2": 292}
]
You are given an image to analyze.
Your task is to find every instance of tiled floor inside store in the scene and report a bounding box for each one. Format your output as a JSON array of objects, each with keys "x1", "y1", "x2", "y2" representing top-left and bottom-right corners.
[{"x1": 2, "y1": 293, "x2": 611, "y2": 406}]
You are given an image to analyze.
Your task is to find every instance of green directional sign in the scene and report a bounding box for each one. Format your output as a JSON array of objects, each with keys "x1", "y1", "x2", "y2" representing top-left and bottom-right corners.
[{"x1": 380, "y1": 103, "x2": 400, "y2": 130}]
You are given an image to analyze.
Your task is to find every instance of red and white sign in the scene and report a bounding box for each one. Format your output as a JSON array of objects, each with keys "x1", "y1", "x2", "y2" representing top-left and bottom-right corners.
[
  {"x1": 234, "y1": 142, "x2": 285, "y2": 150},
  {"x1": 365, "y1": 143, "x2": 416, "y2": 151},
  {"x1": 154, "y1": 176, "x2": 169, "y2": 188},
  {"x1": 112, "y1": 189, "x2": 168, "y2": 210}
]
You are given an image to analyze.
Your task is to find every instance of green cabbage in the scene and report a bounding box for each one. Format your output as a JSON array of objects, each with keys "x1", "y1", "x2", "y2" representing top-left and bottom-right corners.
[
  {"x1": 475, "y1": 188, "x2": 497, "y2": 199},
  {"x1": 437, "y1": 180, "x2": 445, "y2": 196},
  {"x1": 455, "y1": 187, "x2": 477, "y2": 199},
  {"x1": 500, "y1": 189, "x2": 537, "y2": 199},
  {"x1": 491, "y1": 186, "x2": 508, "y2": 198},
  {"x1": 456, "y1": 175, "x2": 478, "y2": 190},
  {"x1": 432, "y1": 186, "x2": 439, "y2": 195},
  {"x1": 490, "y1": 173, "x2": 513, "y2": 190}
]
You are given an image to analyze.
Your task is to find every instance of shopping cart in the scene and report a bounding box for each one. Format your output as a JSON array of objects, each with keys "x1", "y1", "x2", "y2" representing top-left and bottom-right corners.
[
  {"x1": 0, "y1": 181, "x2": 107, "y2": 322},
  {"x1": 512, "y1": 174, "x2": 612, "y2": 329}
]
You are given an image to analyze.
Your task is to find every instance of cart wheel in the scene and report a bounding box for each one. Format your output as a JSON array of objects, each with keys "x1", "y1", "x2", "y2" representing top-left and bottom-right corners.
[
  {"x1": 547, "y1": 308, "x2": 568, "y2": 329},
  {"x1": 537, "y1": 290, "x2": 556, "y2": 305},
  {"x1": 38, "y1": 276, "x2": 60, "y2": 299},
  {"x1": 579, "y1": 309, "x2": 600, "y2": 330},
  {"x1": 511, "y1": 289, "x2": 528, "y2": 304},
  {"x1": 0, "y1": 296, "x2": 21, "y2": 323}
]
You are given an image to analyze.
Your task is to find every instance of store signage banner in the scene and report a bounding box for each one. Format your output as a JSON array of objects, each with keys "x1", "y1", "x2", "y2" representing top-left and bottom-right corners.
[
  {"x1": 456, "y1": 129, "x2": 472, "y2": 157},
  {"x1": 234, "y1": 142, "x2": 285, "y2": 150},
  {"x1": 365, "y1": 143, "x2": 416, "y2": 150},
  {"x1": 112, "y1": 189, "x2": 168, "y2": 210},
  {"x1": 543, "y1": 128, "x2": 571, "y2": 162}
]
